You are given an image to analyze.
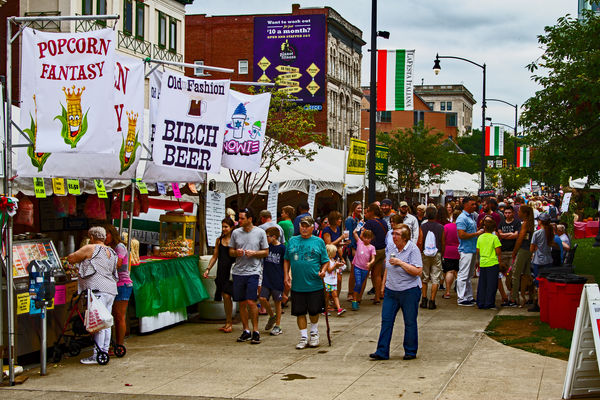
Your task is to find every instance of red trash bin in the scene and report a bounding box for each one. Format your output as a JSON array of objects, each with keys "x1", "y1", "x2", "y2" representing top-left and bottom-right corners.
[
  {"x1": 547, "y1": 274, "x2": 587, "y2": 330},
  {"x1": 586, "y1": 221, "x2": 599, "y2": 238},
  {"x1": 537, "y1": 277, "x2": 549, "y2": 323}
]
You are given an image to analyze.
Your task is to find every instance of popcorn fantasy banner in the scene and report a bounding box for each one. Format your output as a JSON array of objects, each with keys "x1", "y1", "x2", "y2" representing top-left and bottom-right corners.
[
  {"x1": 21, "y1": 27, "x2": 116, "y2": 153},
  {"x1": 221, "y1": 90, "x2": 271, "y2": 173}
]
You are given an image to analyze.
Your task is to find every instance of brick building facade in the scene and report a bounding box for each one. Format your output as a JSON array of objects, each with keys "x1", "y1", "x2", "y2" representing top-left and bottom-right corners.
[{"x1": 414, "y1": 84, "x2": 476, "y2": 136}]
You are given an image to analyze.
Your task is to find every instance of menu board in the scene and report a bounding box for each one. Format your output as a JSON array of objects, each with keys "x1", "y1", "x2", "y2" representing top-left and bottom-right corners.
[
  {"x1": 206, "y1": 191, "x2": 226, "y2": 246},
  {"x1": 11, "y1": 239, "x2": 63, "y2": 279}
]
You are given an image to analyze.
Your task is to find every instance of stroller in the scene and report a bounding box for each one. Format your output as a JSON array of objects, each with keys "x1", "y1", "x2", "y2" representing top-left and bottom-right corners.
[{"x1": 52, "y1": 291, "x2": 126, "y2": 365}]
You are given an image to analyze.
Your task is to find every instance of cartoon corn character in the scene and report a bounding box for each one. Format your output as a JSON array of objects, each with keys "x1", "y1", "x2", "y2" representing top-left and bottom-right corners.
[
  {"x1": 62, "y1": 85, "x2": 85, "y2": 138},
  {"x1": 123, "y1": 111, "x2": 138, "y2": 164},
  {"x1": 26, "y1": 94, "x2": 51, "y2": 171}
]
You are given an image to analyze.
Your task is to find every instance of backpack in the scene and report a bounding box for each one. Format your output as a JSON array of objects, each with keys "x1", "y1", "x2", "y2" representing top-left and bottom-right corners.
[
  {"x1": 548, "y1": 205, "x2": 558, "y2": 220},
  {"x1": 423, "y1": 229, "x2": 438, "y2": 257}
]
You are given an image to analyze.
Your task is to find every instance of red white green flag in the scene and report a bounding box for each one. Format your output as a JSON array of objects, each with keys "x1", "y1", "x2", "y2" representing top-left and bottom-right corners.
[
  {"x1": 485, "y1": 126, "x2": 504, "y2": 156},
  {"x1": 376, "y1": 49, "x2": 415, "y2": 111},
  {"x1": 517, "y1": 146, "x2": 530, "y2": 168}
]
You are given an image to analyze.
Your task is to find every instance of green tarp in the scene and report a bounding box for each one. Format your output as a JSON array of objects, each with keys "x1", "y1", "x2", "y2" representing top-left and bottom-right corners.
[{"x1": 131, "y1": 255, "x2": 209, "y2": 318}]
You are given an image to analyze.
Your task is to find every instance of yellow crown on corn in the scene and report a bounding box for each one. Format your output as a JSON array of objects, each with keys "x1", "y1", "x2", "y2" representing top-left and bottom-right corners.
[{"x1": 62, "y1": 85, "x2": 85, "y2": 101}]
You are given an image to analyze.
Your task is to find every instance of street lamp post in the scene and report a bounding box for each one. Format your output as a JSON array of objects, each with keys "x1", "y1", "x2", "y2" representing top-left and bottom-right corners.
[
  {"x1": 433, "y1": 54, "x2": 486, "y2": 191},
  {"x1": 486, "y1": 98, "x2": 518, "y2": 166}
]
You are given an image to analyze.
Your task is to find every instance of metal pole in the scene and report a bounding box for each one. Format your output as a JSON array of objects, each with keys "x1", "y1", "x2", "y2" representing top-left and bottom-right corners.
[
  {"x1": 480, "y1": 64, "x2": 486, "y2": 191},
  {"x1": 40, "y1": 305, "x2": 47, "y2": 375},
  {"x1": 362, "y1": 166, "x2": 366, "y2": 209},
  {"x1": 514, "y1": 104, "x2": 518, "y2": 167},
  {"x1": 12, "y1": 14, "x2": 119, "y2": 23},
  {"x1": 342, "y1": 145, "x2": 348, "y2": 219},
  {"x1": 127, "y1": 181, "x2": 135, "y2": 267},
  {"x1": 368, "y1": 0, "x2": 377, "y2": 203},
  {"x1": 0, "y1": 74, "x2": 6, "y2": 386},
  {"x1": 118, "y1": 189, "x2": 125, "y2": 235},
  {"x1": 145, "y1": 58, "x2": 234, "y2": 74}
]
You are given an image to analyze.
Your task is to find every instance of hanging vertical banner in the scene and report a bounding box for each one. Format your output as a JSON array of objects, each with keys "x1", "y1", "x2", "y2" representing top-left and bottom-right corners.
[
  {"x1": 377, "y1": 49, "x2": 415, "y2": 111},
  {"x1": 142, "y1": 69, "x2": 206, "y2": 183},
  {"x1": 220, "y1": 90, "x2": 271, "y2": 173},
  {"x1": 20, "y1": 27, "x2": 116, "y2": 153},
  {"x1": 307, "y1": 183, "x2": 317, "y2": 215},
  {"x1": 17, "y1": 54, "x2": 144, "y2": 178},
  {"x1": 206, "y1": 190, "x2": 226, "y2": 246},
  {"x1": 346, "y1": 138, "x2": 367, "y2": 175},
  {"x1": 517, "y1": 146, "x2": 531, "y2": 167},
  {"x1": 485, "y1": 126, "x2": 504, "y2": 156},
  {"x1": 375, "y1": 144, "x2": 389, "y2": 176},
  {"x1": 151, "y1": 71, "x2": 230, "y2": 174},
  {"x1": 267, "y1": 182, "x2": 280, "y2": 221}
]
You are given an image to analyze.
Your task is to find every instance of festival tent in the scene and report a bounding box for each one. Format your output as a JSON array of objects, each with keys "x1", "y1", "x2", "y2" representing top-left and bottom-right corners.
[{"x1": 569, "y1": 177, "x2": 600, "y2": 190}]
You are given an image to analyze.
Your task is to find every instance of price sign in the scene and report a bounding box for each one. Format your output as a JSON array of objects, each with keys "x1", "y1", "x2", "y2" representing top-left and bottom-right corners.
[
  {"x1": 172, "y1": 182, "x2": 182, "y2": 198},
  {"x1": 16, "y1": 292, "x2": 30, "y2": 315},
  {"x1": 157, "y1": 182, "x2": 167, "y2": 195},
  {"x1": 67, "y1": 179, "x2": 81, "y2": 195},
  {"x1": 52, "y1": 178, "x2": 66, "y2": 196},
  {"x1": 136, "y1": 179, "x2": 148, "y2": 194},
  {"x1": 94, "y1": 179, "x2": 108, "y2": 198},
  {"x1": 33, "y1": 177, "x2": 46, "y2": 198}
]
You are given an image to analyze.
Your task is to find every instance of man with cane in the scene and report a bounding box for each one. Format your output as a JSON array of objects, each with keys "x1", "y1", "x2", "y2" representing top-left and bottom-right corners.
[{"x1": 284, "y1": 215, "x2": 331, "y2": 348}]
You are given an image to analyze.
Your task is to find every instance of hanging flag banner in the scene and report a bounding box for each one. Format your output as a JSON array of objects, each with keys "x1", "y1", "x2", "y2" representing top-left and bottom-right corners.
[
  {"x1": 221, "y1": 90, "x2": 271, "y2": 173},
  {"x1": 377, "y1": 49, "x2": 415, "y2": 111},
  {"x1": 172, "y1": 182, "x2": 182, "y2": 198},
  {"x1": 346, "y1": 138, "x2": 367, "y2": 175},
  {"x1": 20, "y1": 27, "x2": 116, "y2": 153},
  {"x1": 151, "y1": 71, "x2": 230, "y2": 174},
  {"x1": 206, "y1": 190, "x2": 226, "y2": 246},
  {"x1": 375, "y1": 144, "x2": 389, "y2": 176},
  {"x1": 142, "y1": 69, "x2": 206, "y2": 183},
  {"x1": 267, "y1": 182, "x2": 280, "y2": 221},
  {"x1": 307, "y1": 183, "x2": 317, "y2": 215},
  {"x1": 485, "y1": 126, "x2": 504, "y2": 156},
  {"x1": 517, "y1": 146, "x2": 531, "y2": 168},
  {"x1": 17, "y1": 54, "x2": 144, "y2": 178}
]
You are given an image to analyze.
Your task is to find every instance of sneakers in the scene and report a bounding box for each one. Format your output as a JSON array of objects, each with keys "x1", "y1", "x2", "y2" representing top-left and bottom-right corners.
[
  {"x1": 337, "y1": 308, "x2": 346, "y2": 316},
  {"x1": 80, "y1": 355, "x2": 98, "y2": 365},
  {"x1": 351, "y1": 301, "x2": 359, "y2": 311},
  {"x1": 270, "y1": 325, "x2": 283, "y2": 336},
  {"x1": 264, "y1": 315, "x2": 277, "y2": 331},
  {"x1": 296, "y1": 336, "x2": 308, "y2": 349},
  {"x1": 237, "y1": 330, "x2": 252, "y2": 342},
  {"x1": 251, "y1": 331, "x2": 261, "y2": 344},
  {"x1": 506, "y1": 301, "x2": 519, "y2": 307},
  {"x1": 309, "y1": 332, "x2": 320, "y2": 347},
  {"x1": 427, "y1": 299, "x2": 436, "y2": 310},
  {"x1": 420, "y1": 297, "x2": 428, "y2": 309},
  {"x1": 500, "y1": 300, "x2": 511, "y2": 307},
  {"x1": 458, "y1": 300, "x2": 475, "y2": 307},
  {"x1": 367, "y1": 287, "x2": 375, "y2": 295}
]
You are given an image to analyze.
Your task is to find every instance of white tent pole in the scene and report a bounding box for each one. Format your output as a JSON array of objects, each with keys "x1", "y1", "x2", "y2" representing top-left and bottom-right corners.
[
  {"x1": 145, "y1": 57, "x2": 233, "y2": 74},
  {"x1": 342, "y1": 145, "x2": 348, "y2": 219}
]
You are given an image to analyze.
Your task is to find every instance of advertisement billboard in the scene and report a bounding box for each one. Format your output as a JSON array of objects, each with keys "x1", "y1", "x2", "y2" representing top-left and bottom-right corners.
[{"x1": 253, "y1": 14, "x2": 326, "y2": 105}]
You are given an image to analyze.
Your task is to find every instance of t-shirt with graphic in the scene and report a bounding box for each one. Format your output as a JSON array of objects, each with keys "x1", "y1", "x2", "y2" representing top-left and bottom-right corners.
[
  {"x1": 353, "y1": 238, "x2": 376, "y2": 270},
  {"x1": 262, "y1": 243, "x2": 286, "y2": 291},
  {"x1": 476, "y1": 232, "x2": 501, "y2": 267},
  {"x1": 284, "y1": 235, "x2": 329, "y2": 292},
  {"x1": 498, "y1": 218, "x2": 521, "y2": 252}
]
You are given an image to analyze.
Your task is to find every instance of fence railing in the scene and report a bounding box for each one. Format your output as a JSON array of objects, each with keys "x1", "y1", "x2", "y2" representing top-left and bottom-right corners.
[{"x1": 24, "y1": 11, "x2": 61, "y2": 31}]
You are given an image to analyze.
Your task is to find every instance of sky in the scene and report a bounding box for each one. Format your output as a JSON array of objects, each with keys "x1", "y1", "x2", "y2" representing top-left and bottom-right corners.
[{"x1": 186, "y1": 1, "x2": 577, "y2": 132}]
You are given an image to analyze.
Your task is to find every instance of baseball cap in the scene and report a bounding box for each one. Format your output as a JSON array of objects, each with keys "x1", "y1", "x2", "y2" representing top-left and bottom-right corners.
[
  {"x1": 381, "y1": 199, "x2": 393, "y2": 206},
  {"x1": 538, "y1": 213, "x2": 551, "y2": 222},
  {"x1": 399, "y1": 201, "x2": 409, "y2": 207},
  {"x1": 300, "y1": 215, "x2": 315, "y2": 226}
]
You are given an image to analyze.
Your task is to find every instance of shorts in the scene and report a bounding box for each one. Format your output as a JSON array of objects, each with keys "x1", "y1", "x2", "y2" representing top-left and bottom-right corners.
[
  {"x1": 324, "y1": 283, "x2": 337, "y2": 293},
  {"x1": 500, "y1": 251, "x2": 513, "y2": 274},
  {"x1": 442, "y1": 258, "x2": 459, "y2": 273},
  {"x1": 115, "y1": 284, "x2": 133, "y2": 301},
  {"x1": 214, "y1": 279, "x2": 233, "y2": 302},
  {"x1": 421, "y1": 252, "x2": 443, "y2": 284},
  {"x1": 232, "y1": 274, "x2": 259, "y2": 302},
  {"x1": 259, "y1": 286, "x2": 283, "y2": 301},
  {"x1": 291, "y1": 289, "x2": 325, "y2": 317}
]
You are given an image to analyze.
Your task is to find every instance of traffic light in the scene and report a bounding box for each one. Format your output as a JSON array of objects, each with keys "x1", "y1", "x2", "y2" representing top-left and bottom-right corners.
[{"x1": 502, "y1": 158, "x2": 507, "y2": 168}]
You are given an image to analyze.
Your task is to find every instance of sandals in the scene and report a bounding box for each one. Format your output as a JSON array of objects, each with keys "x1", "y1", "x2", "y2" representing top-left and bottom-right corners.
[
  {"x1": 219, "y1": 324, "x2": 233, "y2": 333},
  {"x1": 442, "y1": 293, "x2": 451, "y2": 299}
]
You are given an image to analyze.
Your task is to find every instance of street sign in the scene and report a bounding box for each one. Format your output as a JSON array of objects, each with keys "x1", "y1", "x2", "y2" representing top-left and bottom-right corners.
[
  {"x1": 346, "y1": 138, "x2": 367, "y2": 175},
  {"x1": 478, "y1": 189, "x2": 495, "y2": 197},
  {"x1": 375, "y1": 145, "x2": 389, "y2": 176}
]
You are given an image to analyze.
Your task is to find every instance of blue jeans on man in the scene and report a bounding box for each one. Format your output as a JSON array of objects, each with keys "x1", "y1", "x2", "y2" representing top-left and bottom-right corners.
[{"x1": 373, "y1": 286, "x2": 420, "y2": 359}]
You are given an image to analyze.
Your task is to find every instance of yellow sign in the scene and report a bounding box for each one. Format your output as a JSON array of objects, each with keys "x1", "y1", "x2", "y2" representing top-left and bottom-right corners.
[
  {"x1": 306, "y1": 63, "x2": 320, "y2": 77},
  {"x1": 257, "y1": 75, "x2": 272, "y2": 83},
  {"x1": 275, "y1": 65, "x2": 299, "y2": 73},
  {"x1": 276, "y1": 79, "x2": 300, "y2": 87},
  {"x1": 257, "y1": 57, "x2": 271, "y2": 71},
  {"x1": 278, "y1": 86, "x2": 302, "y2": 94},
  {"x1": 67, "y1": 179, "x2": 81, "y2": 195},
  {"x1": 346, "y1": 138, "x2": 368, "y2": 175},
  {"x1": 278, "y1": 72, "x2": 302, "y2": 80},
  {"x1": 136, "y1": 179, "x2": 148, "y2": 195},
  {"x1": 306, "y1": 81, "x2": 320, "y2": 96},
  {"x1": 33, "y1": 177, "x2": 46, "y2": 198},
  {"x1": 52, "y1": 178, "x2": 66, "y2": 195},
  {"x1": 94, "y1": 179, "x2": 108, "y2": 198},
  {"x1": 17, "y1": 292, "x2": 30, "y2": 315}
]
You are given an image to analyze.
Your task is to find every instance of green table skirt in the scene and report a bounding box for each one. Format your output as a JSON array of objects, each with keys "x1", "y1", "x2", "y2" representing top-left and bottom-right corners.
[{"x1": 131, "y1": 255, "x2": 209, "y2": 318}]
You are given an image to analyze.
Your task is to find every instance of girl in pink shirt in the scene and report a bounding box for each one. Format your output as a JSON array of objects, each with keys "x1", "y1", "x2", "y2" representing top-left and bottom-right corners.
[{"x1": 352, "y1": 230, "x2": 376, "y2": 310}]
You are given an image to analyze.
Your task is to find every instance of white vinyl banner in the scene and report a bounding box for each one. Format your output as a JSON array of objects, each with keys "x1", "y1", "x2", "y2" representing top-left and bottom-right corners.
[
  {"x1": 17, "y1": 54, "x2": 144, "y2": 178},
  {"x1": 21, "y1": 27, "x2": 116, "y2": 153},
  {"x1": 221, "y1": 90, "x2": 271, "y2": 172},
  {"x1": 151, "y1": 71, "x2": 230, "y2": 174},
  {"x1": 142, "y1": 69, "x2": 206, "y2": 183}
]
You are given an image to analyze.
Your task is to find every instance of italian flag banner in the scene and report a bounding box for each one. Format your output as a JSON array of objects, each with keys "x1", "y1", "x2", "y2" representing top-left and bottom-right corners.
[
  {"x1": 517, "y1": 146, "x2": 531, "y2": 168},
  {"x1": 485, "y1": 126, "x2": 504, "y2": 156},
  {"x1": 376, "y1": 49, "x2": 415, "y2": 111}
]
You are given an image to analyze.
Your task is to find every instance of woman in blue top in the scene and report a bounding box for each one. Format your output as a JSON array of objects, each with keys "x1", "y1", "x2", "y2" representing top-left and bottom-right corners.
[
  {"x1": 345, "y1": 201, "x2": 363, "y2": 301},
  {"x1": 323, "y1": 210, "x2": 348, "y2": 295}
]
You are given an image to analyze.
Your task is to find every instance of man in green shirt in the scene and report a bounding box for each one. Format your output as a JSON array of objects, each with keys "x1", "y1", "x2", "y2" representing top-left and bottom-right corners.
[{"x1": 278, "y1": 205, "x2": 295, "y2": 244}]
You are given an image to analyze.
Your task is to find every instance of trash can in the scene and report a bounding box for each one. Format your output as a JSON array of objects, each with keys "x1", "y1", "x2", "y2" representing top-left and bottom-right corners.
[
  {"x1": 537, "y1": 267, "x2": 573, "y2": 323},
  {"x1": 546, "y1": 273, "x2": 587, "y2": 330}
]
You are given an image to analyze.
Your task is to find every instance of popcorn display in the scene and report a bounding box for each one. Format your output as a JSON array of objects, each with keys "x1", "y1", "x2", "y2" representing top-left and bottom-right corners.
[{"x1": 159, "y1": 238, "x2": 193, "y2": 258}]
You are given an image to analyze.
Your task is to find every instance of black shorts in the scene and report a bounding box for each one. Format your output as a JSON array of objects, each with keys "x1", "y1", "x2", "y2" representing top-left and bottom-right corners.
[
  {"x1": 291, "y1": 289, "x2": 325, "y2": 317},
  {"x1": 442, "y1": 258, "x2": 459, "y2": 273}
]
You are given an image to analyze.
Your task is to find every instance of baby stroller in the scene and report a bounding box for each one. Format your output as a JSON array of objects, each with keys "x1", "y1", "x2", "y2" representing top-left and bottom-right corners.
[{"x1": 52, "y1": 291, "x2": 126, "y2": 365}]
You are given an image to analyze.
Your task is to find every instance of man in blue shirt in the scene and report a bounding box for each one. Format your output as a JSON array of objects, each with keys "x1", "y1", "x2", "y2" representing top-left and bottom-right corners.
[
  {"x1": 292, "y1": 201, "x2": 311, "y2": 236},
  {"x1": 456, "y1": 197, "x2": 484, "y2": 306}
]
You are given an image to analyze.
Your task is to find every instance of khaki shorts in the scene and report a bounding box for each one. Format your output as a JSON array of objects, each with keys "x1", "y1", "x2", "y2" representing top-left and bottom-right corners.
[
  {"x1": 500, "y1": 251, "x2": 513, "y2": 274},
  {"x1": 421, "y1": 252, "x2": 443, "y2": 284}
]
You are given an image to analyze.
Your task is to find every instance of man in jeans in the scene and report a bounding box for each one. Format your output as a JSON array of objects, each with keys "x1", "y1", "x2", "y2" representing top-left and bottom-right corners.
[{"x1": 456, "y1": 197, "x2": 484, "y2": 306}]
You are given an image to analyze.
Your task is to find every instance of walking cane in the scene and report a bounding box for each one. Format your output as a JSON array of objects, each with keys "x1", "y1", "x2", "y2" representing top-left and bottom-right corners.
[{"x1": 322, "y1": 281, "x2": 331, "y2": 346}]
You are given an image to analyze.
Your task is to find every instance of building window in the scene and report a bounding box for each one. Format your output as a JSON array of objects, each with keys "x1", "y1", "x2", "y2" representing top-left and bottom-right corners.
[
  {"x1": 158, "y1": 12, "x2": 167, "y2": 48},
  {"x1": 194, "y1": 60, "x2": 204, "y2": 76},
  {"x1": 238, "y1": 60, "x2": 249, "y2": 75},
  {"x1": 169, "y1": 18, "x2": 177, "y2": 52},
  {"x1": 97, "y1": 0, "x2": 107, "y2": 15},
  {"x1": 440, "y1": 102, "x2": 446, "y2": 111},
  {"x1": 426, "y1": 102, "x2": 434, "y2": 110},
  {"x1": 446, "y1": 113, "x2": 457, "y2": 127},
  {"x1": 413, "y1": 111, "x2": 425, "y2": 125},
  {"x1": 446, "y1": 101, "x2": 452, "y2": 111},
  {"x1": 123, "y1": 0, "x2": 133, "y2": 34},
  {"x1": 82, "y1": 0, "x2": 93, "y2": 15},
  {"x1": 135, "y1": 2, "x2": 144, "y2": 39},
  {"x1": 377, "y1": 111, "x2": 391, "y2": 123}
]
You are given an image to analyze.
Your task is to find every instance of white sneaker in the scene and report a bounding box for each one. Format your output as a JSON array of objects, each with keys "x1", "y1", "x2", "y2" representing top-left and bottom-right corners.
[
  {"x1": 296, "y1": 336, "x2": 308, "y2": 349},
  {"x1": 270, "y1": 325, "x2": 283, "y2": 336},
  {"x1": 309, "y1": 332, "x2": 320, "y2": 347},
  {"x1": 80, "y1": 355, "x2": 97, "y2": 365}
]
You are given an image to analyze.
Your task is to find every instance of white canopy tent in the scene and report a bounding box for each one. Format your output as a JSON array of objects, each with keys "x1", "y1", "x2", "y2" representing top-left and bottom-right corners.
[{"x1": 570, "y1": 177, "x2": 600, "y2": 190}]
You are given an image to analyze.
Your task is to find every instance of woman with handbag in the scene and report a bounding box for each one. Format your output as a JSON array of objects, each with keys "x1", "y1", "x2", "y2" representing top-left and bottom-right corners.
[{"x1": 67, "y1": 226, "x2": 118, "y2": 365}]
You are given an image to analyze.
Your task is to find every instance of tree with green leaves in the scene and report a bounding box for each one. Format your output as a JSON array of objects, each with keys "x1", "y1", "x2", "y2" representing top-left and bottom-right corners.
[
  {"x1": 521, "y1": 10, "x2": 600, "y2": 184},
  {"x1": 377, "y1": 123, "x2": 448, "y2": 201},
  {"x1": 485, "y1": 167, "x2": 532, "y2": 196}
]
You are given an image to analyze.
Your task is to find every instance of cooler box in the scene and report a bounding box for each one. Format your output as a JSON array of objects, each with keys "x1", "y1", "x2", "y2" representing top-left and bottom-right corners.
[{"x1": 546, "y1": 274, "x2": 587, "y2": 330}]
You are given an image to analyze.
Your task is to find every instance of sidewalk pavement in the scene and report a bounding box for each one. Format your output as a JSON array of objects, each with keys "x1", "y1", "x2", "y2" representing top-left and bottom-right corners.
[{"x1": 1, "y1": 288, "x2": 566, "y2": 400}]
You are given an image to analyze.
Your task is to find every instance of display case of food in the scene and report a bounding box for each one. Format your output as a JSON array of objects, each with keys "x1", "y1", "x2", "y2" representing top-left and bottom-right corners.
[
  {"x1": 158, "y1": 213, "x2": 196, "y2": 258},
  {"x1": 11, "y1": 239, "x2": 66, "y2": 284}
]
